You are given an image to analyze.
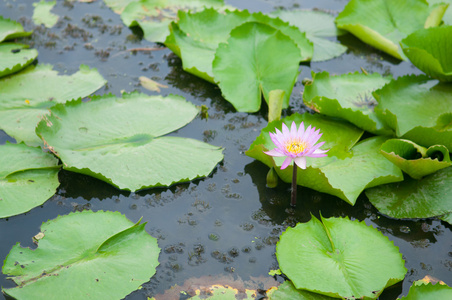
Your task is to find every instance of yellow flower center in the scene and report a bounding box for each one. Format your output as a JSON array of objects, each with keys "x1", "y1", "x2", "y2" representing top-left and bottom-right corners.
[{"x1": 285, "y1": 139, "x2": 306, "y2": 155}]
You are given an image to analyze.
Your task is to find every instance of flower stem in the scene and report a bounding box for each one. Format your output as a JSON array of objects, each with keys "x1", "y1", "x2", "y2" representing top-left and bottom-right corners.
[{"x1": 291, "y1": 165, "x2": 297, "y2": 207}]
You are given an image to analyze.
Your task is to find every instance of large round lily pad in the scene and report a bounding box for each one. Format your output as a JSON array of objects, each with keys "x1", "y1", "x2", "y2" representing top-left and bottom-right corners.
[
  {"x1": 276, "y1": 216, "x2": 407, "y2": 299},
  {"x1": 2, "y1": 210, "x2": 161, "y2": 300},
  {"x1": 36, "y1": 92, "x2": 224, "y2": 191}
]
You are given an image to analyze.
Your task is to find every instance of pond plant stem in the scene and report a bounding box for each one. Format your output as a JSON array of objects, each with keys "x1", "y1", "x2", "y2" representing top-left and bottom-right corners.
[{"x1": 291, "y1": 165, "x2": 297, "y2": 207}]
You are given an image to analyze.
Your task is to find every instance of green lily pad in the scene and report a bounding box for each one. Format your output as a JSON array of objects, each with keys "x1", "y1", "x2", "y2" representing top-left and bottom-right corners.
[
  {"x1": 276, "y1": 216, "x2": 406, "y2": 299},
  {"x1": 2, "y1": 210, "x2": 161, "y2": 300},
  {"x1": 271, "y1": 10, "x2": 347, "y2": 61},
  {"x1": 440, "y1": 212, "x2": 452, "y2": 225},
  {"x1": 165, "y1": 9, "x2": 312, "y2": 84},
  {"x1": 429, "y1": 0, "x2": 452, "y2": 25},
  {"x1": 36, "y1": 92, "x2": 224, "y2": 191},
  {"x1": 118, "y1": 0, "x2": 228, "y2": 43},
  {"x1": 247, "y1": 114, "x2": 403, "y2": 205},
  {"x1": 401, "y1": 282, "x2": 452, "y2": 299},
  {"x1": 366, "y1": 166, "x2": 452, "y2": 219},
  {"x1": 336, "y1": 0, "x2": 448, "y2": 60},
  {"x1": 0, "y1": 43, "x2": 38, "y2": 78},
  {"x1": 0, "y1": 16, "x2": 32, "y2": 42},
  {"x1": 33, "y1": 0, "x2": 59, "y2": 28},
  {"x1": 212, "y1": 22, "x2": 302, "y2": 112},
  {"x1": 267, "y1": 281, "x2": 336, "y2": 300},
  {"x1": 381, "y1": 139, "x2": 451, "y2": 179},
  {"x1": 303, "y1": 71, "x2": 393, "y2": 134},
  {"x1": 0, "y1": 142, "x2": 60, "y2": 218},
  {"x1": 374, "y1": 74, "x2": 452, "y2": 150},
  {"x1": 0, "y1": 64, "x2": 106, "y2": 146},
  {"x1": 401, "y1": 26, "x2": 452, "y2": 82}
]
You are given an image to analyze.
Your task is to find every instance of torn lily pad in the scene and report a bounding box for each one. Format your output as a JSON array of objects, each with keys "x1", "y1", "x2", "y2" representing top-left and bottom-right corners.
[
  {"x1": 2, "y1": 210, "x2": 160, "y2": 300},
  {"x1": 366, "y1": 166, "x2": 452, "y2": 219},
  {"x1": 336, "y1": 0, "x2": 448, "y2": 60},
  {"x1": 0, "y1": 16, "x2": 32, "y2": 42},
  {"x1": 248, "y1": 113, "x2": 403, "y2": 205},
  {"x1": 33, "y1": 0, "x2": 59, "y2": 28},
  {"x1": 401, "y1": 26, "x2": 452, "y2": 82},
  {"x1": 0, "y1": 64, "x2": 106, "y2": 146},
  {"x1": 374, "y1": 75, "x2": 452, "y2": 150},
  {"x1": 381, "y1": 139, "x2": 451, "y2": 179},
  {"x1": 0, "y1": 43, "x2": 38, "y2": 78},
  {"x1": 276, "y1": 216, "x2": 406, "y2": 299},
  {"x1": 165, "y1": 9, "x2": 312, "y2": 84},
  {"x1": 112, "y1": 0, "x2": 229, "y2": 43},
  {"x1": 212, "y1": 22, "x2": 302, "y2": 112},
  {"x1": 0, "y1": 142, "x2": 60, "y2": 218},
  {"x1": 303, "y1": 71, "x2": 393, "y2": 134},
  {"x1": 36, "y1": 92, "x2": 224, "y2": 191},
  {"x1": 271, "y1": 9, "x2": 347, "y2": 61}
]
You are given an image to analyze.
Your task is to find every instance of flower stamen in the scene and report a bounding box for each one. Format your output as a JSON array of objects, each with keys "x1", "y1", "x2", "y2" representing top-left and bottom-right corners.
[{"x1": 285, "y1": 139, "x2": 306, "y2": 155}]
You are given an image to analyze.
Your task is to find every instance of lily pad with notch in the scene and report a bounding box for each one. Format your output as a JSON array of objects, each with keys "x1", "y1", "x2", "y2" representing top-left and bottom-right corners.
[
  {"x1": 2, "y1": 210, "x2": 160, "y2": 300},
  {"x1": 36, "y1": 92, "x2": 224, "y2": 191},
  {"x1": 212, "y1": 21, "x2": 302, "y2": 112},
  {"x1": 276, "y1": 215, "x2": 407, "y2": 299}
]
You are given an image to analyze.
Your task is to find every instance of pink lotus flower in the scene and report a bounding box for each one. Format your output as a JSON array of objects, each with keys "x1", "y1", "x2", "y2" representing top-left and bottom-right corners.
[{"x1": 264, "y1": 121, "x2": 329, "y2": 170}]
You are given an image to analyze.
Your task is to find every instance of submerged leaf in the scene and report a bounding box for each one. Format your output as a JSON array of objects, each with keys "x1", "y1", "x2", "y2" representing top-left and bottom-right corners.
[
  {"x1": 33, "y1": 0, "x2": 59, "y2": 28},
  {"x1": 0, "y1": 43, "x2": 38, "y2": 78},
  {"x1": 271, "y1": 9, "x2": 347, "y2": 61},
  {"x1": 117, "y1": 0, "x2": 228, "y2": 42},
  {"x1": 276, "y1": 216, "x2": 406, "y2": 299},
  {"x1": 303, "y1": 71, "x2": 392, "y2": 134},
  {"x1": 2, "y1": 210, "x2": 160, "y2": 300},
  {"x1": 401, "y1": 26, "x2": 452, "y2": 81},
  {"x1": 0, "y1": 16, "x2": 32, "y2": 42},
  {"x1": 374, "y1": 74, "x2": 452, "y2": 150},
  {"x1": 0, "y1": 142, "x2": 60, "y2": 218},
  {"x1": 366, "y1": 166, "x2": 452, "y2": 219},
  {"x1": 213, "y1": 22, "x2": 301, "y2": 112},
  {"x1": 336, "y1": 0, "x2": 447, "y2": 59},
  {"x1": 36, "y1": 92, "x2": 224, "y2": 191},
  {"x1": 0, "y1": 64, "x2": 106, "y2": 146},
  {"x1": 380, "y1": 139, "x2": 451, "y2": 179}
]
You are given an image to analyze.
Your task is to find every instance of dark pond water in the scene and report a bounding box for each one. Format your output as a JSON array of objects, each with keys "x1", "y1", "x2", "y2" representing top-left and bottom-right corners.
[{"x1": 1, "y1": 0, "x2": 451, "y2": 299}]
